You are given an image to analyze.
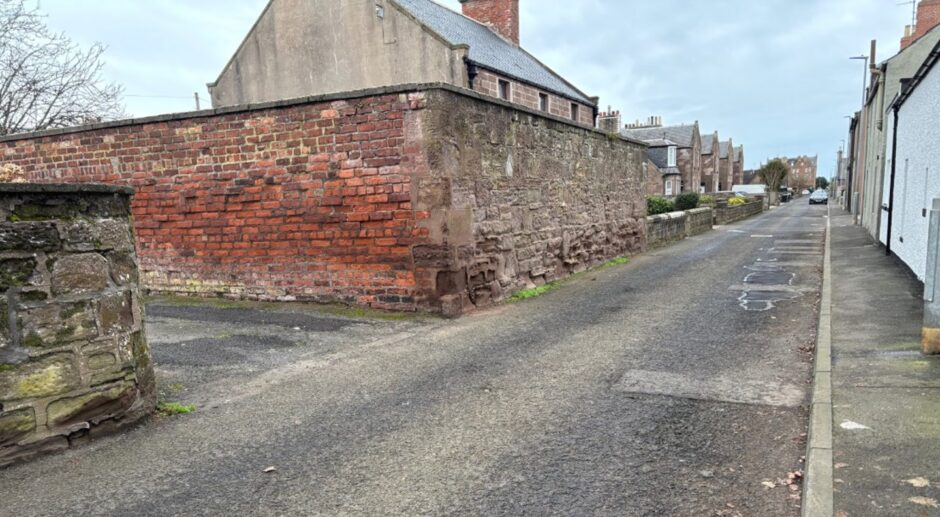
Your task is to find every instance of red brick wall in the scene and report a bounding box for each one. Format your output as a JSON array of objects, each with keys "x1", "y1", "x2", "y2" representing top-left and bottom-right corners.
[
  {"x1": 460, "y1": 0, "x2": 520, "y2": 44},
  {"x1": 1, "y1": 92, "x2": 429, "y2": 310},
  {"x1": 473, "y1": 69, "x2": 595, "y2": 127}
]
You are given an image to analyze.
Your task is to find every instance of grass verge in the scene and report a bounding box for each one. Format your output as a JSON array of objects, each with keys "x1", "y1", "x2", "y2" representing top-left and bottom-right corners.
[{"x1": 156, "y1": 401, "x2": 196, "y2": 416}]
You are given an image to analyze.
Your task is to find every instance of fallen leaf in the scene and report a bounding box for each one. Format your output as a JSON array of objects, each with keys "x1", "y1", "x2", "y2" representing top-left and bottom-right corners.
[
  {"x1": 263, "y1": 466, "x2": 277, "y2": 473},
  {"x1": 905, "y1": 477, "x2": 931, "y2": 488},
  {"x1": 761, "y1": 481, "x2": 776, "y2": 489},
  {"x1": 909, "y1": 496, "x2": 939, "y2": 508},
  {"x1": 834, "y1": 463, "x2": 850, "y2": 469}
]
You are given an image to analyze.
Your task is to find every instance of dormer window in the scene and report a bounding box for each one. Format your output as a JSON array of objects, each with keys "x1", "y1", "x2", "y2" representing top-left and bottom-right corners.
[
  {"x1": 498, "y1": 79, "x2": 511, "y2": 101},
  {"x1": 667, "y1": 146, "x2": 677, "y2": 167}
]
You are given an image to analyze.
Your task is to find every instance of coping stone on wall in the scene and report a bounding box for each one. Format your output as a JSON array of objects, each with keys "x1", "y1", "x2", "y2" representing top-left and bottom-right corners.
[{"x1": 0, "y1": 83, "x2": 650, "y2": 147}]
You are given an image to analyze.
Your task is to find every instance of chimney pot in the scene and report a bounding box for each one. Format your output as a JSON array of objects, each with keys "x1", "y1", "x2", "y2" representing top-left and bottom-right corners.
[{"x1": 459, "y1": 0, "x2": 520, "y2": 45}]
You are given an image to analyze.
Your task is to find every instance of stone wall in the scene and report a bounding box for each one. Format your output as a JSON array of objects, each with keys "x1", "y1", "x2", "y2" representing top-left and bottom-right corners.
[
  {"x1": 0, "y1": 84, "x2": 647, "y2": 315},
  {"x1": 645, "y1": 207, "x2": 714, "y2": 248},
  {"x1": 415, "y1": 88, "x2": 646, "y2": 313},
  {"x1": 0, "y1": 184, "x2": 153, "y2": 467},
  {"x1": 713, "y1": 200, "x2": 763, "y2": 226},
  {"x1": 686, "y1": 207, "x2": 714, "y2": 236}
]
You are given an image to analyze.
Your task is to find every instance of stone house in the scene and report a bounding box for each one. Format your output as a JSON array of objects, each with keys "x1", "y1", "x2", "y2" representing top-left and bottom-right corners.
[
  {"x1": 207, "y1": 0, "x2": 598, "y2": 127},
  {"x1": 732, "y1": 146, "x2": 744, "y2": 186},
  {"x1": 880, "y1": 36, "x2": 940, "y2": 279},
  {"x1": 644, "y1": 139, "x2": 682, "y2": 197},
  {"x1": 718, "y1": 140, "x2": 734, "y2": 192},
  {"x1": 700, "y1": 131, "x2": 720, "y2": 193},
  {"x1": 783, "y1": 155, "x2": 818, "y2": 191},
  {"x1": 622, "y1": 120, "x2": 702, "y2": 194}
]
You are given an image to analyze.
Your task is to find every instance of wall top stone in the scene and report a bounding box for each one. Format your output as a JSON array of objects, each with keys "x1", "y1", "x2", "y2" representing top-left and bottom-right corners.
[
  {"x1": 0, "y1": 83, "x2": 649, "y2": 147},
  {"x1": 0, "y1": 183, "x2": 134, "y2": 196}
]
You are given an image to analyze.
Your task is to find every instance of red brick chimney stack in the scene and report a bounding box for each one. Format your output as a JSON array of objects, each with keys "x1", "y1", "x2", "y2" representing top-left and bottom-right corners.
[
  {"x1": 459, "y1": 0, "x2": 520, "y2": 45},
  {"x1": 901, "y1": 0, "x2": 940, "y2": 49}
]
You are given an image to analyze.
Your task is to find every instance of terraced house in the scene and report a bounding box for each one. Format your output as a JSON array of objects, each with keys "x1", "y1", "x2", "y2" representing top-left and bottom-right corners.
[
  {"x1": 700, "y1": 131, "x2": 721, "y2": 193},
  {"x1": 622, "y1": 119, "x2": 703, "y2": 194},
  {"x1": 208, "y1": 0, "x2": 598, "y2": 127},
  {"x1": 718, "y1": 140, "x2": 734, "y2": 192}
]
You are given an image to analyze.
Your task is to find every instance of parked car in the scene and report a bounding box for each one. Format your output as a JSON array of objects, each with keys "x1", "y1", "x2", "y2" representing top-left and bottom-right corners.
[
  {"x1": 802, "y1": 189, "x2": 811, "y2": 196},
  {"x1": 809, "y1": 190, "x2": 829, "y2": 205},
  {"x1": 779, "y1": 188, "x2": 793, "y2": 203}
]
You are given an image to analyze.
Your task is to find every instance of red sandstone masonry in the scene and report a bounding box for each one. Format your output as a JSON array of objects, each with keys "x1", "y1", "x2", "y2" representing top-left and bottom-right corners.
[{"x1": 1, "y1": 92, "x2": 429, "y2": 310}]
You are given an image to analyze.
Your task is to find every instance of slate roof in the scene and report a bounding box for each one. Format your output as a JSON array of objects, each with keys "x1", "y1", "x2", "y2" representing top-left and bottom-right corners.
[
  {"x1": 701, "y1": 132, "x2": 718, "y2": 154},
  {"x1": 395, "y1": 0, "x2": 594, "y2": 105},
  {"x1": 643, "y1": 138, "x2": 678, "y2": 148},
  {"x1": 719, "y1": 141, "x2": 732, "y2": 159},
  {"x1": 621, "y1": 125, "x2": 697, "y2": 148}
]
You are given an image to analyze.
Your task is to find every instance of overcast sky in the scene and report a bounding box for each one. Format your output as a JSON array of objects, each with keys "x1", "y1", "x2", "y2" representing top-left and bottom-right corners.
[{"x1": 38, "y1": 0, "x2": 913, "y2": 173}]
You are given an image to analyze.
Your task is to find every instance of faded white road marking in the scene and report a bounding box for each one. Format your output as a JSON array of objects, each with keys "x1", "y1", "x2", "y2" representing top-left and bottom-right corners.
[
  {"x1": 614, "y1": 369, "x2": 805, "y2": 407},
  {"x1": 840, "y1": 420, "x2": 872, "y2": 430}
]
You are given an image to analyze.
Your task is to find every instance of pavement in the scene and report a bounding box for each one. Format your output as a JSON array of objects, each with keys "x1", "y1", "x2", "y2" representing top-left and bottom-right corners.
[
  {"x1": 0, "y1": 202, "x2": 825, "y2": 517},
  {"x1": 817, "y1": 208, "x2": 940, "y2": 517}
]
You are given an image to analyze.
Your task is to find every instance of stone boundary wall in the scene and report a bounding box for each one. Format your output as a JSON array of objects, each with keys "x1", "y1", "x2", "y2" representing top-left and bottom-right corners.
[
  {"x1": 714, "y1": 201, "x2": 763, "y2": 226},
  {"x1": 0, "y1": 84, "x2": 648, "y2": 315},
  {"x1": 645, "y1": 207, "x2": 714, "y2": 248},
  {"x1": 0, "y1": 184, "x2": 153, "y2": 468}
]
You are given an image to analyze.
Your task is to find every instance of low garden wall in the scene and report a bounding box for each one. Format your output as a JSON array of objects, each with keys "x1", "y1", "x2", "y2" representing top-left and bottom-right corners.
[
  {"x1": 0, "y1": 184, "x2": 153, "y2": 468},
  {"x1": 714, "y1": 200, "x2": 764, "y2": 226},
  {"x1": 646, "y1": 207, "x2": 713, "y2": 248}
]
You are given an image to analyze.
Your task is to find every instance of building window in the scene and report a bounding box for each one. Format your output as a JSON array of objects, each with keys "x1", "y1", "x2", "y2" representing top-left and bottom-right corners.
[
  {"x1": 539, "y1": 93, "x2": 549, "y2": 112},
  {"x1": 667, "y1": 146, "x2": 677, "y2": 167},
  {"x1": 498, "y1": 79, "x2": 511, "y2": 101},
  {"x1": 665, "y1": 181, "x2": 673, "y2": 196},
  {"x1": 570, "y1": 103, "x2": 579, "y2": 121}
]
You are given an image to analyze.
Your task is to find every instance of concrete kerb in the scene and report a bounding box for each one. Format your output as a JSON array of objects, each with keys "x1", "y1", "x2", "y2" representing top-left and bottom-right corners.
[{"x1": 802, "y1": 205, "x2": 833, "y2": 517}]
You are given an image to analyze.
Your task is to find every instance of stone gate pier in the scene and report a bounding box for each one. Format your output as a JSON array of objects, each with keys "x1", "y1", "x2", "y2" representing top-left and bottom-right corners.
[{"x1": 0, "y1": 183, "x2": 154, "y2": 467}]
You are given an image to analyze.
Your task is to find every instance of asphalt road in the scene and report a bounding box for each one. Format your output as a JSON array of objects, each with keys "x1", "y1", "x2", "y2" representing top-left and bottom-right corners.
[{"x1": 0, "y1": 202, "x2": 826, "y2": 516}]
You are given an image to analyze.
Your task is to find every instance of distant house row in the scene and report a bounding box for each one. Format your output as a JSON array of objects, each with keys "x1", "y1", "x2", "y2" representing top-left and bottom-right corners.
[
  {"x1": 205, "y1": 0, "x2": 745, "y2": 200},
  {"x1": 841, "y1": 0, "x2": 940, "y2": 281},
  {"x1": 597, "y1": 113, "x2": 745, "y2": 197}
]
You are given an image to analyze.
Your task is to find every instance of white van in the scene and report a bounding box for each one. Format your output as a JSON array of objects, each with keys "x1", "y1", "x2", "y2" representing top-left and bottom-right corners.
[{"x1": 731, "y1": 184, "x2": 767, "y2": 196}]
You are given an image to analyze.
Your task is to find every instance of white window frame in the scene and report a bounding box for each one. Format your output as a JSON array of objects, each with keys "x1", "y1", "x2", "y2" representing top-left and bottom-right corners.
[{"x1": 667, "y1": 146, "x2": 677, "y2": 167}]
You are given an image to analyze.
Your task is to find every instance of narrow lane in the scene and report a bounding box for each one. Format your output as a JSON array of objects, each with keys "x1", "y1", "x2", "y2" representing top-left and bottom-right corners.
[{"x1": 0, "y1": 202, "x2": 825, "y2": 516}]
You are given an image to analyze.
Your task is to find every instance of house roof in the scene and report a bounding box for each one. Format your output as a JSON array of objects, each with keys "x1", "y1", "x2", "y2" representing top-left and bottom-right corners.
[
  {"x1": 621, "y1": 125, "x2": 697, "y2": 148},
  {"x1": 394, "y1": 0, "x2": 594, "y2": 105},
  {"x1": 701, "y1": 133, "x2": 718, "y2": 154},
  {"x1": 643, "y1": 138, "x2": 678, "y2": 148},
  {"x1": 893, "y1": 37, "x2": 940, "y2": 110},
  {"x1": 719, "y1": 141, "x2": 732, "y2": 159}
]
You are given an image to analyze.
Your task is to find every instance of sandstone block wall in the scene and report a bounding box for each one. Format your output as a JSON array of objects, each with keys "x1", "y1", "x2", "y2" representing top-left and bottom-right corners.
[
  {"x1": 415, "y1": 89, "x2": 646, "y2": 312},
  {"x1": 645, "y1": 207, "x2": 714, "y2": 248},
  {"x1": 0, "y1": 184, "x2": 153, "y2": 467},
  {"x1": 714, "y1": 201, "x2": 763, "y2": 226},
  {"x1": 0, "y1": 84, "x2": 647, "y2": 314}
]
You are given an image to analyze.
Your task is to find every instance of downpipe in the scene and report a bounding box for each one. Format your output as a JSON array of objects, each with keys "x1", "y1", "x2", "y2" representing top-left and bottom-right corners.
[{"x1": 885, "y1": 105, "x2": 899, "y2": 257}]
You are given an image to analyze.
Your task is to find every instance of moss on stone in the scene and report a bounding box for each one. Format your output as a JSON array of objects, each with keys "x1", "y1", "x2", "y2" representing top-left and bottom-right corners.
[
  {"x1": 0, "y1": 408, "x2": 34, "y2": 445},
  {"x1": 14, "y1": 363, "x2": 70, "y2": 399},
  {"x1": 0, "y1": 363, "x2": 17, "y2": 372},
  {"x1": 21, "y1": 332, "x2": 42, "y2": 348}
]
